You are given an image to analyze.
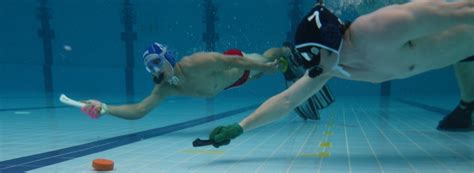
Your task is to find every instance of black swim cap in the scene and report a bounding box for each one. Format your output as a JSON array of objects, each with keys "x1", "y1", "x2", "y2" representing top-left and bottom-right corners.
[{"x1": 294, "y1": 5, "x2": 345, "y2": 72}]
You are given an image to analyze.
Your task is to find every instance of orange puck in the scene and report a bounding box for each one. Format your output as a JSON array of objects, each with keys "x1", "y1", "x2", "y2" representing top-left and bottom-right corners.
[{"x1": 92, "y1": 158, "x2": 114, "y2": 171}]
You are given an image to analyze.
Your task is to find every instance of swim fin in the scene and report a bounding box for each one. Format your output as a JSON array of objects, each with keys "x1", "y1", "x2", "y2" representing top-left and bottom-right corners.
[{"x1": 437, "y1": 101, "x2": 474, "y2": 131}]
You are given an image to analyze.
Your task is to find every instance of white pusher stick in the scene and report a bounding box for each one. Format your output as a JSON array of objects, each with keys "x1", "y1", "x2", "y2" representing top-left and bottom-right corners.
[{"x1": 59, "y1": 94, "x2": 85, "y2": 108}]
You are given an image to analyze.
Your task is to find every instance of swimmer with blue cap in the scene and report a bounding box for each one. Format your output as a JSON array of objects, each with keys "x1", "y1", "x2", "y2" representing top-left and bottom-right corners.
[
  {"x1": 207, "y1": 0, "x2": 474, "y2": 148},
  {"x1": 143, "y1": 43, "x2": 180, "y2": 85},
  {"x1": 79, "y1": 43, "x2": 290, "y2": 119}
]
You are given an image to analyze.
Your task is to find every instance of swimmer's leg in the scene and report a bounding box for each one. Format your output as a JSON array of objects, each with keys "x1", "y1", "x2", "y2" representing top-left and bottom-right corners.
[
  {"x1": 244, "y1": 47, "x2": 289, "y2": 64},
  {"x1": 244, "y1": 53, "x2": 269, "y2": 79},
  {"x1": 245, "y1": 48, "x2": 290, "y2": 79},
  {"x1": 456, "y1": 57, "x2": 474, "y2": 102},
  {"x1": 244, "y1": 53, "x2": 269, "y2": 64},
  {"x1": 437, "y1": 59, "x2": 474, "y2": 131}
]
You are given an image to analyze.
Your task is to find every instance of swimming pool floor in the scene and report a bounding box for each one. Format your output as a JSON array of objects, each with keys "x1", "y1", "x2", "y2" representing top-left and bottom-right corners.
[{"x1": 0, "y1": 95, "x2": 473, "y2": 173}]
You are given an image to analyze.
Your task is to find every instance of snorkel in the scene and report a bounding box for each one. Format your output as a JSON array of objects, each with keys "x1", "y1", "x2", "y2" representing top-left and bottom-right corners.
[
  {"x1": 143, "y1": 43, "x2": 180, "y2": 85},
  {"x1": 293, "y1": 0, "x2": 351, "y2": 78}
]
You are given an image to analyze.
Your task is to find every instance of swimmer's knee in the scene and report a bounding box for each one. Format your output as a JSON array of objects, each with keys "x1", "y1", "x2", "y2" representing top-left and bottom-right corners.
[
  {"x1": 245, "y1": 53, "x2": 269, "y2": 63},
  {"x1": 263, "y1": 48, "x2": 282, "y2": 59}
]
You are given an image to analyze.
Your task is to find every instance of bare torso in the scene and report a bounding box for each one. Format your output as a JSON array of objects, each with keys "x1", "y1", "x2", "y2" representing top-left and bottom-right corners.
[
  {"x1": 162, "y1": 55, "x2": 250, "y2": 98},
  {"x1": 336, "y1": 19, "x2": 474, "y2": 83},
  {"x1": 177, "y1": 65, "x2": 246, "y2": 97},
  {"x1": 337, "y1": 40, "x2": 438, "y2": 83}
]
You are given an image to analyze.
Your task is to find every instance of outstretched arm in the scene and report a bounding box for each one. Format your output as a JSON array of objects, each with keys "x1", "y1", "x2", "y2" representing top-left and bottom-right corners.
[
  {"x1": 239, "y1": 73, "x2": 332, "y2": 131},
  {"x1": 205, "y1": 73, "x2": 333, "y2": 148},
  {"x1": 107, "y1": 97, "x2": 161, "y2": 120},
  {"x1": 105, "y1": 85, "x2": 169, "y2": 120}
]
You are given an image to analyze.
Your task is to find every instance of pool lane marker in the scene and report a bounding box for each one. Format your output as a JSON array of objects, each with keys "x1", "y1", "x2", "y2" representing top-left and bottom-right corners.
[
  {"x1": 0, "y1": 104, "x2": 258, "y2": 173},
  {"x1": 319, "y1": 142, "x2": 332, "y2": 148},
  {"x1": 299, "y1": 151, "x2": 331, "y2": 158},
  {"x1": 323, "y1": 131, "x2": 333, "y2": 136},
  {"x1": 299, "y1": 114, "x2": 335, "y2": 158}
]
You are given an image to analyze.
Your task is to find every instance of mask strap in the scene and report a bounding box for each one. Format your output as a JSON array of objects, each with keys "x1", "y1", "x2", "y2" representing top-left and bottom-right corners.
[{"x1": 331, "y1": 40, "x2": 351, "y2": 77}]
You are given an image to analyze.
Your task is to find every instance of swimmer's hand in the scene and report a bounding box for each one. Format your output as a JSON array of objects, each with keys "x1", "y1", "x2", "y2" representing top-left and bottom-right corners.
[
  {"x1": 209, "y1": 123, "x2": 243, "y2": 148},
  {"x1": 81, "y1": 100, "x2": 108, "y2": 119},
  {"x1": 263, "y1": 59, "x2": 285, "y2": 74},
  {"x1": 278, "y1": 57, "x2": 289, "y2": 72}
]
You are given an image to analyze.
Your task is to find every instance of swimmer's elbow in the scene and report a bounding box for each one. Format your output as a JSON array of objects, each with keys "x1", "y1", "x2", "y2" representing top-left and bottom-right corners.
[
  {"x1": 124, "y1": 112, "x2": 146, "y2": 120},
  {"x1": 263, "y1": 47, "x2": 280, "y2": 58},
  {"x1": 279, "y1": 92, "x2": 295, "y2": 112},
  {"x1": 135, "y1": 112, "x2": 147, "y2": 119},
  {"x1": 132, "y1": 107, "x2": 149, "y2": 119}
]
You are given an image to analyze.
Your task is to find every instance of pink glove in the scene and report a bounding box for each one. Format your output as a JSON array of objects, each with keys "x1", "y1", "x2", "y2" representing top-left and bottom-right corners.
[{"x1": 81, "y1": 100, "x2": 107, "y2": 119}]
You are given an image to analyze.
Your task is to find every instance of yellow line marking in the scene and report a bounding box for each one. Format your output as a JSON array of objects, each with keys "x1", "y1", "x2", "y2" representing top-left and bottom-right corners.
[
  {"x1": 320, "y1": 142, "x2": 332, "y2": 148},
  {"x1": 323, "y1": 131, "x2": 333, "y2": 136},
  {"x1": 299, "y1": 151, "x2": 331, "y2": 158},
  {"x1": 180, "y1": 149, "x2": 224, "y2": 155}
]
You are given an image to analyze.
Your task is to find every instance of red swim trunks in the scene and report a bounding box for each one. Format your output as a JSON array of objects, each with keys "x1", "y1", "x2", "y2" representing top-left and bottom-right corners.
[{"x1": 223, "y1": 49, "x2": 251, "y2": 90}]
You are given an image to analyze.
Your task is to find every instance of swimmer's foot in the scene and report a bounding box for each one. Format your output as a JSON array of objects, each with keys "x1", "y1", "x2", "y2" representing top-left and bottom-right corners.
[{"x1": 437, "y1": 101, "x2": 474, "y2": 131}]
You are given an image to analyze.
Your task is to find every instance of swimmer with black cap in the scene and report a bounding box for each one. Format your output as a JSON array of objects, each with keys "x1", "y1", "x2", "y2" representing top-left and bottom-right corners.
[{"x1": 207, "y1": 0, "x2": 474, "y2": 148}]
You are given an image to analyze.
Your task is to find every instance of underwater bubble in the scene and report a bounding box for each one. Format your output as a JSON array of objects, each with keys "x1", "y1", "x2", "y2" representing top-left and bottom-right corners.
[{"x1": 63, "y1": 45, "x2": 72, "y2": 51}]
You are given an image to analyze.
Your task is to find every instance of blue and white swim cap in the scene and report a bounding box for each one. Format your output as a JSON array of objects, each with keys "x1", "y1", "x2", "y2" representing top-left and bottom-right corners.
[{"x1": 143, "y1": 42, "x2": 176, "y2": 75}]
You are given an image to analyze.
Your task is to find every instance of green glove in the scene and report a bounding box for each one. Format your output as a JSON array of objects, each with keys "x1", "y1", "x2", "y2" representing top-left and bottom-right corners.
[
  {"x1": 209, "y1": 123, "x2": 243, "y2": 148},
  {"x1": 278, "y1": 57, "x2": 289, "y2": 72}
]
